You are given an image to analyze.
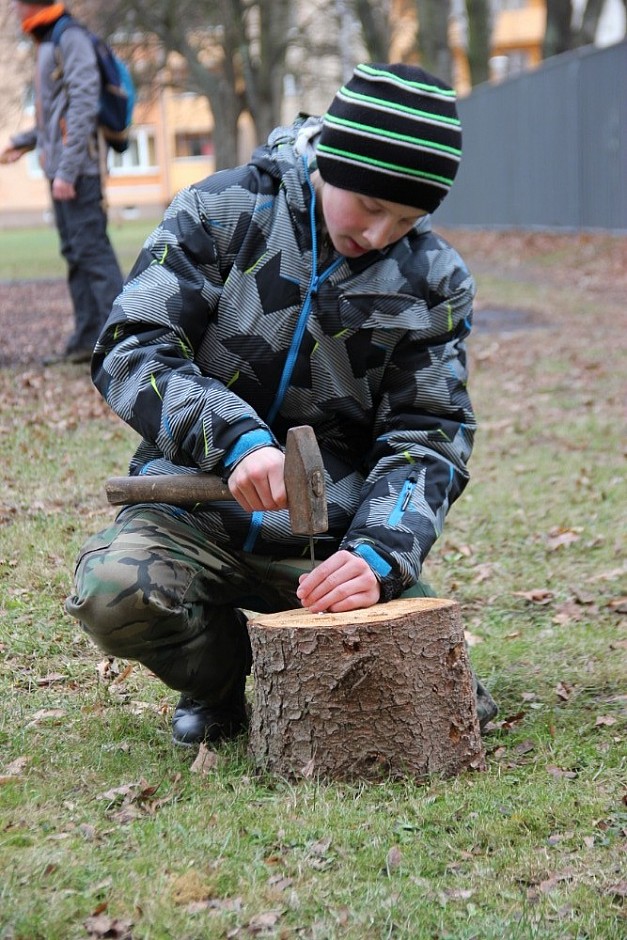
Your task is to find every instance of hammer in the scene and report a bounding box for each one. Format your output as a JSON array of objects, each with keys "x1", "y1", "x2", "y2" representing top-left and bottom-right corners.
[{"x1": 105, "y1": 425, "x2": 328, "y2": 569}]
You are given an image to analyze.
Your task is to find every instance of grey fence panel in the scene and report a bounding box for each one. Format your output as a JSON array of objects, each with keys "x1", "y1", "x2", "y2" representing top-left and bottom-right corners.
[
  {"x1": 436, "y1": 41, "x2": 627, "y2": 232},
  {"x1": 577, "y1": 42, "x2": 627, "y2": 230}
]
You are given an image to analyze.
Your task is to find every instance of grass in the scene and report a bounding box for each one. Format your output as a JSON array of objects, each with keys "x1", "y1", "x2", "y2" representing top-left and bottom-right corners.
[
  {"x1": 0, "y1": 218, "x2": 159, "y2": 281},
  {"x1": 1, "y1": 228, "x2": 626, "y2": 939}
]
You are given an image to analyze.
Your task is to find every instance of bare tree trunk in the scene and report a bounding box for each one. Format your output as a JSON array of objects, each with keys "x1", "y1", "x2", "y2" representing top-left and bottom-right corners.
[
  {"x1": 465, "y1": 0, "x2": 491, "y2": 86},
  {"x1": 247, "y1": 598, "x2": 485, "y2": 782},
  {"x1": 543, "y1": 0, "x2": 574, "y2": 58},
  {"x1": 576, "y1": 0, "x2": 606, "y2": 46},
  {"x1": 353, "y1": 0, "x2": 391, "y2": 63},
  {"x1": 415, "y1": 0, "x2": 453, "y2": 84},
  {"x1": 242, "y1": 0, "x2": 292, "y2": 145}
]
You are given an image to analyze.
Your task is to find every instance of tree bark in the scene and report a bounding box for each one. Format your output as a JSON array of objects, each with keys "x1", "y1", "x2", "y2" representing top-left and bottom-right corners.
[
  {"x1": 416, "y1": 0, "x2": 453, "y2": 85},
  {"x1": 543, "y1": 0, "x2": 574, "y2": 58},
  {"x1": 465, "y1": 0, "x2": 491, "y2": 87},
  {"x1": 247, "y1": 598, "x2": 485, "y2": 782}
]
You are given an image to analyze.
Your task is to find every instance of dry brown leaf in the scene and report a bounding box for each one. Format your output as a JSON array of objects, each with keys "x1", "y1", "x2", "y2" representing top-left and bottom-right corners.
[
  {"x1": 190, "y1": 742, "x2": 219, "y2": 775},
  {"x1": 547, "y1": 765, "x2": 578, "y2": 779},
  {"x1": 555, "y1": 681, "x2": 573, "y2": 701},
  {"x1": 605, "y1": 881, "x2": 627, "y2": 899},
  {"x1": 514, "y1": 739, "x2": 535, "y2": 755},
  {"x1": 300, "y1": 757, "x2": 316, "y2": 778},
  {"x1": 513, "y1": 589, "x2": 554, "y2": 604},
  {"x1": 308, "y1": 837, "x2": 332, "y2": 857},
  {"x1": 472, "y1": 563, "x2": 494, "y2": 583},
  {"x1": 25, "y1": 708, "x2": 66, "y2": 729},
  {"x1": 84, "y1": 914, "x2": 133, "y2": 940},
  {"x1": 267, "y1": 876, "x2": 293, "y2": 895},
  {"x1": 552, "y1": 601, "x2": 586, "y2": 625},
  {"x1": 36, "y1": 672, "x2": 66, "y2": 687},
  {"x1": 588, "y1": 566, "x2": 627, "y2": 583},
  {"x1": 595, "y1": 715, "x2": 618, "y2": 728},
  {"x1": 97, "y1": 657, "x2": 123, "y2": 681},
  {"x1": 247, "y1": 910, "x2": 284, "y2": 933},
  {"x1": 2, "y1": 756, "x2": 30, "y2": 778},
  {"x1": 98, "y1": 778, "x2": 170, "y2": 824},
  {"x1": 386, "y1": 845, "x2": 403, "y2": 874},
  {"x1": 546, "y1": 527, "x2": 581, "y2": 552},
  {"x1": 111, "y1": 663, "x2": 134, "y2": 685}
]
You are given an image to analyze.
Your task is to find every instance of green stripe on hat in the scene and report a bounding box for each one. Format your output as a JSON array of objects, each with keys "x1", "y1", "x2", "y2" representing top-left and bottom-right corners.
[
  {"x1": 316, "y1": 142, "x2": 456, "y2": 188},
  {"x1": 324, "y1": 113, "x2": 462, "y2": 158},
  {"x1": 356, "y1": 63, "x2": 458, "y2": 99},
  {"x1": 337, "y1": 87, "x2": 461, "y2": 129}
]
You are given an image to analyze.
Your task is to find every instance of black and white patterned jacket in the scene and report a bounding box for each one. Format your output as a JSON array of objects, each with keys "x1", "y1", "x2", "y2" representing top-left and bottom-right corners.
[{"x1": 93, "y1": 117, "x2": 477, "y2": 600}]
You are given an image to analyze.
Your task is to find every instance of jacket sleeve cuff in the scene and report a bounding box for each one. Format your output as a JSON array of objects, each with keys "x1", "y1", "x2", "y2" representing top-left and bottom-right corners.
[
  {"x1": 222, "y1": 428, "x2": 276, "y2": 472},
  {"x1": 345, "y1": 542, "x2": 407, "y2": 603}
]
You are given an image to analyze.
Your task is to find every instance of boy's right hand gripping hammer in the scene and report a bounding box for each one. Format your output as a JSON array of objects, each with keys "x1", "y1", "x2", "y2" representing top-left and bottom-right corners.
[{"x1": 104, "y1": 425, "x2": 328, "y2": 564}]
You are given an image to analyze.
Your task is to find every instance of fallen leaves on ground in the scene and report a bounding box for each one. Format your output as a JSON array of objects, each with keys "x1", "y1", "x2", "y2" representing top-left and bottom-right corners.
[
  {"x1": 84, "y1": 913, "x2": 134, "y2": 940},
  {"x1": 546, "y1": 527, "x2": 582, "y2": 552},
  {"x1": 190, "y1": 742, "x2": 220, "y2": 774},
  {"x1": 98, "y1": 778, "x2": 177, "y2": 824},
  {"x1": 512, "y1": 589, "x2": 554, "y2": 605},
  {"x1": 0, "y1": 755, "x2": 30, "y2": 784}
]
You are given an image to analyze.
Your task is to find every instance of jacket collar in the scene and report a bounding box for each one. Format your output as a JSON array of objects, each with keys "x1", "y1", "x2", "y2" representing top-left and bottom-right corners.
[{"x1": 23, "y1": 4, "x2": 66, "y2": 41}]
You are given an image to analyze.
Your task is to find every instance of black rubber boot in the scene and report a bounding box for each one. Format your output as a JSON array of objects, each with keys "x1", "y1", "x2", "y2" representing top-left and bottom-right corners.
[{"x1": 172, "y1": 672, "x2": 249, "y2": 747}]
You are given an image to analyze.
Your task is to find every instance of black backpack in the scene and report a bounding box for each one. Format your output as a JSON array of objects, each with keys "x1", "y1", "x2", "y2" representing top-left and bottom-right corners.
[{"x1": 51, "y1": 14, "x2": 135, "y2": 153}]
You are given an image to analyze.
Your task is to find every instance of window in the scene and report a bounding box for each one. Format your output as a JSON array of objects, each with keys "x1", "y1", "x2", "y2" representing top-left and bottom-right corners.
[
  {"x1": 174, "y1": 132, "x2": 214, "y2": 159},
  {"x1": 109, "y1": 128, "x2": 157, "y2": 174}
]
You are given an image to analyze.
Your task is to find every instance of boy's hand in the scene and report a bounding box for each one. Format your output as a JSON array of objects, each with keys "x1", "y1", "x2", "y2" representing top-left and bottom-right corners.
[
  {"x1": 227, "y1": 446, "x2": 287, "y2": 512},
  {"x1": 51, "y1": 176, "x2": 76, "y2": 200},
  {"x1": 297, "y1": 550, "x2": 380, "y2": 613}
]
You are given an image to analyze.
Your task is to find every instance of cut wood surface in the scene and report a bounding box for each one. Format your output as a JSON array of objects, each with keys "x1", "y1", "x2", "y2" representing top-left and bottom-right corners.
[{"x1": 247, "y1": 597, "x2": 485, "y2": 782}]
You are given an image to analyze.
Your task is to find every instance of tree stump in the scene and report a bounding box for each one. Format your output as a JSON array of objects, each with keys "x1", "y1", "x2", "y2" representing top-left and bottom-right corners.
[{"x1": 247, "y1": 598, "x2": 485, "y2": 782}]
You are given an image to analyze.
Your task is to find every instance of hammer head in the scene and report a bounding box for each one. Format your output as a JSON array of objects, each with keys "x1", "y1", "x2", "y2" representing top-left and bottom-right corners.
[{"x1": 284, "y1": 426, "x2": 328, "y2": 535}]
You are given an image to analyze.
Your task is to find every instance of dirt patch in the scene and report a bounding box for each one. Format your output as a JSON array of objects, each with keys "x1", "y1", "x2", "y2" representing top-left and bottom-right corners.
[{"x1": 0, "y1": 278, "x2": 74, "y2": 368}]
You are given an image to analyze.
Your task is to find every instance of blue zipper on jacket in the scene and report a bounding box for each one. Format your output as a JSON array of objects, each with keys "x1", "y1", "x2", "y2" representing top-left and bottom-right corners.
[
  {"x1": 266, "y1": 163, "x2": 343, "y2": 425},
  {"x1": 244, "y1": 161, "x2": 343, "y2": 552}
]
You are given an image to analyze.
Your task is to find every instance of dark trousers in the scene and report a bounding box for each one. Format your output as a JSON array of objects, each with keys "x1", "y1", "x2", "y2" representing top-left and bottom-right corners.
[{"x1": 52, "y1": 174, "x2": 123, "y2": 353}]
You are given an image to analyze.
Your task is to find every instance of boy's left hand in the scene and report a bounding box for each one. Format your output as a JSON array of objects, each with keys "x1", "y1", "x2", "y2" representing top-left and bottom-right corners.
[{"x1": 296, "y1": 549, "x2": 380, "y2": 613}]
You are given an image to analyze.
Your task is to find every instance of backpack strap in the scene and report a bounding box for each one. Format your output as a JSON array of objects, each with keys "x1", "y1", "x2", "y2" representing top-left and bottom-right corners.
[
  {"x1": 50, "y1": 14, "x2": 77, "y2": 47},
  {"x1": 50, "y1": 14, "x2": 78, "y2": 80}
]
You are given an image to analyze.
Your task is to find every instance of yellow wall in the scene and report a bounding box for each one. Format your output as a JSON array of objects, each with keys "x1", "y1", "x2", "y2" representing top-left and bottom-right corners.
[{"x1": 0, "y1": 83, "x2": 218, "y2": 226}]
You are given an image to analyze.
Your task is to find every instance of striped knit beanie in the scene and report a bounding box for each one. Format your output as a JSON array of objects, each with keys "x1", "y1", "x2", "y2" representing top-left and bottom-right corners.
[{"x1": 316, "y1": 63, "x2": 462, "y2": 213}]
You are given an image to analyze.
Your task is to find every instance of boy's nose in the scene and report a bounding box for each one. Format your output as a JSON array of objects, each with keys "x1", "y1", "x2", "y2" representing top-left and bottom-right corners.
[{"x1": 363, "y1": 218, "x2": 395, "y2": 250}]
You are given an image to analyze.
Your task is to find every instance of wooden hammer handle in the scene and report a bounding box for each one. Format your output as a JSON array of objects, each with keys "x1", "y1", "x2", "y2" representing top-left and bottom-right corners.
[
  {"x1": 105, "y1": 473, "x2": 231, "y2": 506},
  {"x1": 104, "y1": 426, "x2": 328, "y2": 535}
]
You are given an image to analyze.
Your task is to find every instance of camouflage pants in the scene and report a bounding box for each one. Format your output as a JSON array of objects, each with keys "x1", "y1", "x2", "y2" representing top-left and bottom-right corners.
[{"x1": 66, "y1": 505, "x2": 496, "y2": 725}]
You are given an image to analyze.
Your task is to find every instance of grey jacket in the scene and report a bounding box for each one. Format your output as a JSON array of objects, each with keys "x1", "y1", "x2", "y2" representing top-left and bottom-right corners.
[
  {"x1": 94, "y1": 118, "x2": 477, "y2": 600},
  {"x1": 12, "y1": 18, "x2": 100, "y2": 183}
]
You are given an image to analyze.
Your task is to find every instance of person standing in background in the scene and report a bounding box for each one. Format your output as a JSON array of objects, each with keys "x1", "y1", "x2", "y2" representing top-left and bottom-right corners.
[{"x1": 1, "y1": 1, "x2": 123, "y2": 364}]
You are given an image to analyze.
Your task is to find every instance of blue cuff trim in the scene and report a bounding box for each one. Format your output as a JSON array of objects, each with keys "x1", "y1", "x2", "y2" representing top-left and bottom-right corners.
[
  {"x1": 353, "y1": 544, "x2": 392, "y2": 578},
  {"x1": 223, "y1": 429, "x2": 274, "y2": 468}
]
